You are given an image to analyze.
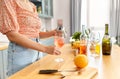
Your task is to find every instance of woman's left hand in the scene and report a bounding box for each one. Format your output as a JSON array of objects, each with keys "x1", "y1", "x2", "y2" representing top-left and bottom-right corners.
[{"x1": 45, "y1": 46, "x2": 61, "y2": 55}]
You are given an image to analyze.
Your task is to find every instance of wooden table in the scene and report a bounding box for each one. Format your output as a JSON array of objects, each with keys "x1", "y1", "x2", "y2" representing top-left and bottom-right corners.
[
  {"x1": 0, "y1": 42, "x2": 8, "y2": 50},
  {"x1": 8, "y1": 44, "x2": 120, "y2": 79}
]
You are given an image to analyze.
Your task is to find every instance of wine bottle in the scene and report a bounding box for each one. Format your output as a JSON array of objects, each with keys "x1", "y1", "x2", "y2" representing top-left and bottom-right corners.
[
  {"x1": 56, "y1": 19, "x2": 67, "y2": 38},
  {"x1": 102, "y1": 24, "x2": 112, "y2": 55}
]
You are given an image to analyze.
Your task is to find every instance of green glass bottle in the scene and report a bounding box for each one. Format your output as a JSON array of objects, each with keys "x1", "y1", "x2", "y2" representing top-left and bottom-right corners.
[{"x1": 102, "y1": 24, "x2": 112, "y2": 55}]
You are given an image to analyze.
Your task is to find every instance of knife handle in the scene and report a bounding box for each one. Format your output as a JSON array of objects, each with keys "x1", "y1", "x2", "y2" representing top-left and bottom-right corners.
[{"x1": 39, "y1": 70, "x2": 58, "y2": 74}]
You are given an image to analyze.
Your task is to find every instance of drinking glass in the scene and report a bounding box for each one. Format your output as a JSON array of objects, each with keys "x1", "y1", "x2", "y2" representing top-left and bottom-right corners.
[
  {"x1": 54, "y1": 35, "x2": 65, "y2": 62},
  {"x1": 89, "y1": 32, "x2": 100, "y2": 57},
  {"x1": 54, "y1": 19, "x2": 67, "y2": 62}
]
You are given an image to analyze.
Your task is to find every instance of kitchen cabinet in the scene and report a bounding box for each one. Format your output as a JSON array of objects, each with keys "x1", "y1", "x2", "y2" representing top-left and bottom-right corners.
[
  {"x1": 30, "y1": 0, "x2": 53, "y2": 18},
  {"x1": 0, "y1": 49, "x2": 8, "y2": 79}
]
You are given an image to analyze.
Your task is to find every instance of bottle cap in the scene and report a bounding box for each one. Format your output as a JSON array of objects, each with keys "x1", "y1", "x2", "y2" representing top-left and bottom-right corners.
[
  {"x1": 57, "y1": 19, "x2": 63, "y2": 31},
  {"x1": 105, "y1": 24, "x2": 109, "y2": 26},
  {"x1": 57, "y1": 19, "x2": 63, "y2": 27}
]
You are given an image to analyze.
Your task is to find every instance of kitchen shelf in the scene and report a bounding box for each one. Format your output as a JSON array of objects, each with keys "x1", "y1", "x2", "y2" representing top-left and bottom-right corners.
[
  {"x1": 30, "y1": 0, "x2": 53, "y2": 18},
  {"x1": 30, "y1": 0, "x2": 42, "y2": 2}
]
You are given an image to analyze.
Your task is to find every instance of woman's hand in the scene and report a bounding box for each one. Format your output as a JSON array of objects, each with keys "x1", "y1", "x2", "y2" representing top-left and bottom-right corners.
[
  {"x1": 45, "y1": 46, "x2": 61, "y2": 55},
  {"x1": 54, "y1": 29, "x2": 63, "y2": 37},
  {"x1": 39, "y1": 29, "x2": 62, "y2": 38}
]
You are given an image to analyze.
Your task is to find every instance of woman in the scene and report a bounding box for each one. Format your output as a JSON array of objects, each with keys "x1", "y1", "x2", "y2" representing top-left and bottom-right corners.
[{"x1": 0, "y1": 0, "x2": 61, "y2": 76}]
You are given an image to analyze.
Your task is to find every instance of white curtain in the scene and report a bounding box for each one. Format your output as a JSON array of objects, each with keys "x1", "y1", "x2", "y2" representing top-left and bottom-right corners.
[
  {"x1": 70, "y1": 0, "x2": 82, "y2": 35},
  {"x1": 110, "y1": 0, "x2": 120, "y2": 45}
]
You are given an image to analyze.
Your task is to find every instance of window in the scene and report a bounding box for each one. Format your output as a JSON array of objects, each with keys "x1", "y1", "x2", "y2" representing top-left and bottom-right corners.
[
  {"x1": 88, "y1": 0, "x2": 110, "y2": 29},
  {"x1": 81, "y1": 0, "x2": 110, "y2": 39}
]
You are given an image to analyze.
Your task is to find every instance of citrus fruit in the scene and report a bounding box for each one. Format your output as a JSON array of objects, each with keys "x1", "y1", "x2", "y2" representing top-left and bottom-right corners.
[
  {"x1": 72, "y1": 41, "x2": 80, "y2": 49},
  {"x1": 74, "y1": 54, "x2": 88, "y2": 68}
]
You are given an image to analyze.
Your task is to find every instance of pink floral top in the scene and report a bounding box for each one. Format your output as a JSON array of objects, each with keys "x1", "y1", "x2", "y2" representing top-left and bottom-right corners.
[{"x1": 0, "y1": 0, "x2": 41, "y2": 38}]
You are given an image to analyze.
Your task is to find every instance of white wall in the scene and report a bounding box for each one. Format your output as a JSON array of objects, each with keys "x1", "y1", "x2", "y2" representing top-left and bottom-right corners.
[
  {"x1": 52, "y1": 0, "x2": 70, "y2": 43},
  {"x1": 40, "y1": 18, "x2": 52, "y2": 31}
]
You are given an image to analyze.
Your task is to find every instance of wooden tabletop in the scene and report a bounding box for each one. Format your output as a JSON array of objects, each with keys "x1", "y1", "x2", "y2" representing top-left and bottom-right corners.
[
  {"x1": 8, "y1": 44, "x2": 120, "y2": 79},
  {"x1": 0, "y1": 42, "x2": 8, "y2": 50},
  {"x1": 93, "y1": 45, "x2": 120, "y2": 79}
]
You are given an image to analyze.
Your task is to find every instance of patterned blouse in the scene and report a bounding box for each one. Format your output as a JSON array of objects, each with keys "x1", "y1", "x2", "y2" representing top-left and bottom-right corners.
[{"x1": 0, "y1": 0, "x2": 41, "y2": 38}]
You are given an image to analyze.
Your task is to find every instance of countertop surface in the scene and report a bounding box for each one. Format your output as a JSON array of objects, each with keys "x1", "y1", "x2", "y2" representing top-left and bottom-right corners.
[
  {"x1": 8, "y1": 44, "x2": 120, "y2": 79},
  {"x1": 0, "y1": 42, "x2": 9, "y2": 50}
]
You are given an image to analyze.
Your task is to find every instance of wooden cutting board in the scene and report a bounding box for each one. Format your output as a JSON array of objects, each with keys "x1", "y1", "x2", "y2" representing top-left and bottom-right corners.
[{"x1": 60, "y1": 67, "x2": 98, "y2": 79}]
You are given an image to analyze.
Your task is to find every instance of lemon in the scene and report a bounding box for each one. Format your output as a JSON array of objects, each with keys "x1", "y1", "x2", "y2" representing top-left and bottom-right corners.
[{"x1": 72, "y1": 41, "x2": 80, "y2": 49}]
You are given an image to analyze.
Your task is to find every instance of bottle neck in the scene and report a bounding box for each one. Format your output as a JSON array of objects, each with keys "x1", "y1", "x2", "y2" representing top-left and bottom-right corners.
[
  {"x1": 80, "y1": 25, "x2": 87, "y2": 40},
  {"x1": 105, "y1": 25, "x2": 109, "y2": 35},
  {"x1": 57, "y1": 19, "x2": 63, "y2": 29},
  {"x1": 82, "y1": 25, "x2": 85, "y2": 34}
]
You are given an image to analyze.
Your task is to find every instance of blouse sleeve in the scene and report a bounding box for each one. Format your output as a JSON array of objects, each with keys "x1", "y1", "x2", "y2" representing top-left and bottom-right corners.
[
  {"x1": 30, "y1": 2, "x2": 38, "y2": 14},
  {"x1": 0, "y1": 0, "x2": 19, "y2": 34}
]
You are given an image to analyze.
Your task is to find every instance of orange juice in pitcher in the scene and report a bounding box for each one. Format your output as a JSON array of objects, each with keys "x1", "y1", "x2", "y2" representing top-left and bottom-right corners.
[
  {"x1": 79, "y1": 40, "x2": 87, "y2": 55},
  {"x1": 79, "y1": 25, "x2": 88, "y2": 55}
]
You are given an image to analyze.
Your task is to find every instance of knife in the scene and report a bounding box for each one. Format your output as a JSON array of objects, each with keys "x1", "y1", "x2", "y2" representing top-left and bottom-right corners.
[{"x1": 39, "y1": 69, "x2": 77, "y2": 74}]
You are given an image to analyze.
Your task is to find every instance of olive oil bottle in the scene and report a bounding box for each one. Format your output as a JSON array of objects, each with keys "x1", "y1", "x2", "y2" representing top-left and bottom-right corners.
[{"x1": 102, "y1": 24, "x2": 112, "y2": 55}]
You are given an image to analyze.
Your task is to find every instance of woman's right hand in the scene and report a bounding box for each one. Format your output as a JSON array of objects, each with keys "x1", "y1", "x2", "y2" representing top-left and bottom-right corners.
[{"x1": 45, "y1": 46, "x2": 61, "y2": 55}]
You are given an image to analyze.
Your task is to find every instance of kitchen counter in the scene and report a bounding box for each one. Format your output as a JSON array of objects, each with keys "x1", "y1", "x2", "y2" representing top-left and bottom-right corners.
[
  {"x1": 7, "y1": 44, "x2": 120, "y2": 79},
  {"x1": 0, "y1": 42, "x2": 8, "y2": 50}
]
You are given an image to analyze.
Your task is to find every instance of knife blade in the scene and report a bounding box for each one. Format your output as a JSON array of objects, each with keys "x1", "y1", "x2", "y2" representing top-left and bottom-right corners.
[{"x1": 39, "y1": 69, "x2": 77, "y2": 74}]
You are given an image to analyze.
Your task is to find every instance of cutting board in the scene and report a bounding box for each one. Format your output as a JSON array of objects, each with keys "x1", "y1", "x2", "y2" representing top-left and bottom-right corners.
[{"x1": 60, "y1": 67, "x2": 98, "y2": 79}]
